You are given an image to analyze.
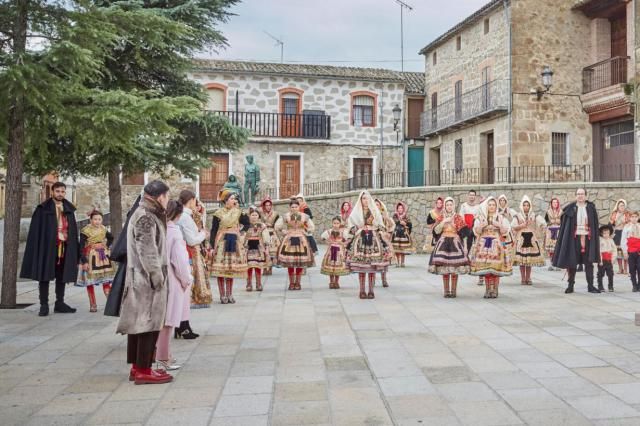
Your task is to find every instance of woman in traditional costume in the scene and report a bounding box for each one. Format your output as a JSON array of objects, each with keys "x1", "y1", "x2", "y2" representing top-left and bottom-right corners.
[
  {"x1": 275, "y1": 199, "x2": 316, "y2": 290},
  {"x1": 391, "y1": 202, "x2": 415, "y2": 266},
  {"x1": 469, "y1": 196, "x2": 513, "y2": 298},
  {"x1": 340, "y1": 201, "x2": 353, "y2": 226},
  {"x1": 426, "y1": 197, "x2": 444, "y2": 253},
  {"x1": 320, "y1": 216, "x2": 350, "y2": 289},
  {"x1": 374, "y1": 198, "x2": 395, "y2": 287},
  {"x1": 259, "y1": 197, "x2": 280, "y2": 275},
  {"x1": 77, "y1": 210, "x2": 114, "y2": 312},
  {"x1": 294, "y1": 193, "x2": 318, "y2": 254},
  {"x1": 347, "y1": 191, "x2": 391, "y2": 299},
  {"x1": 428, "y1": 197, "x2": 470, "y2": 298},
  {"x1": 245, "y1": 208, "x2": 271, "y2": 292},
  {"x1": 544, "y1": 198, "x2": 562, "y2": 270},
  {"x1": 610, "y1": 199, "x2": 630, "y2": 274},
  {"x1": 511, "y1": 195, "x2": 546, "y2": 285},
  {"x1": 209, "y1": 189, "x2": 250, "y2": 304}
]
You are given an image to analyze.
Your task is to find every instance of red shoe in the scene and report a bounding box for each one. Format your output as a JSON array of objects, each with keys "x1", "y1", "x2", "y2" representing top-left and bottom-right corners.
[
  {"x1": 129, "y1": 366, "x2": 137, "y2": 381},
  {"x1": 134, "y1": 369, "x2": 173, "y2": 385}
]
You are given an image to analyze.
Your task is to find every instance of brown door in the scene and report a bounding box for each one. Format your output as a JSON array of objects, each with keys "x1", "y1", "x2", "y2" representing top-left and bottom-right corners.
[
  {"x1": 199, "y1": 153, "x2": 229, "y2": 202},
  {"x1": 407, "y1": 98, "x2": 424, "y2": 139},
  {"x1": 611, "y1": 15, "x2": 627, "y2": 57},
  {"x1": 279, "y1": 156, "x2": 301, "y2": 199},
  {"x1": 486, "y1": 132, "x2": 495, "y2": 184},
  {"x1": 597, "y1": 120, "x2": 634, "y2": 181},
  {"x1": 353, "y1": 158, "x2": 373, "y2": 189},
  {"x1": 280, "y1": 95, "x2": 301, "y2": 137}
]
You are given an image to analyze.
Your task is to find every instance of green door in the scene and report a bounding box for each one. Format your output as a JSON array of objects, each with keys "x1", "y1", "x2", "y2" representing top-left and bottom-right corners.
[{"x1": 408, "y1": 146, "x2": 424, "y2": 187}]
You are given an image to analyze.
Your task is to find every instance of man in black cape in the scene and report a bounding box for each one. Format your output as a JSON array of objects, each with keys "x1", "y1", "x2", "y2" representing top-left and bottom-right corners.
[
  {"x1": 20, "y1": 182, "x2": 79, "y2": 316},
  {"x1": 552, "y1": 188, "x2": 601, "y2": 294}
]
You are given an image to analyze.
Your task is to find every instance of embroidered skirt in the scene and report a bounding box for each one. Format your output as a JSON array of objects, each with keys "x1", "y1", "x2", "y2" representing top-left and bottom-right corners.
[
  {"x1": 277, "y1": 233, "x2": 315, "y2": 268},
  {"x1": 246, "y1": 238, "x2": 271, "y2": 269},
  {"x1": 266, "y1": 228, "x2": 280, "y2": 261},
  {"x1": 428, "y1": 236, "x2": 470, "y2": 275},
  {"x1": 513, "y1": 231, "x2": 545, "y2": 267},
  {"x1": 348, "y1": 232, "x2": 390, "y2": 273},
  {"x1": 391, "y1": 228, "x2": 415, "y2": 254},
  {"x1": 75, "y1": 247, "x2": 114, "y2": 287},
  {"x1": 189, "y1": 245, "x2": 212, "y2": 308},
  {"x1": 545, "y1": 226, "x2": 560, "y2": 254},
  {"x1": 209, "y1": 231, "x2": 248, "y2": 279},
  {"x1": 469, "y1": 234, "x2": 513, "y2": 277},
  {"x1": 321, "y1": 243, "x2": 350, "y2": 276}
]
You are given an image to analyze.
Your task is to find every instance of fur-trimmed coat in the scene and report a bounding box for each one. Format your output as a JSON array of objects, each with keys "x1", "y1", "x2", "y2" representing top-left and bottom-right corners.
[{"x1": 116, "y1": 197, "x2": 168, "y2": 335}]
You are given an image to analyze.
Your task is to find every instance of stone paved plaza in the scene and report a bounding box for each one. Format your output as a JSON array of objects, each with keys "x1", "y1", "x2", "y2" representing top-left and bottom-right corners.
[{"x1": 2, "y1": 250, "x2": 640, "y2": 425}]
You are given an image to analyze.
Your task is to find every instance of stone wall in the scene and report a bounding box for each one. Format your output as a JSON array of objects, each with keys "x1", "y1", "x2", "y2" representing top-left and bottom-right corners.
[{"x1": 271, "y1": 182, "x2": 640, "y2": 253}]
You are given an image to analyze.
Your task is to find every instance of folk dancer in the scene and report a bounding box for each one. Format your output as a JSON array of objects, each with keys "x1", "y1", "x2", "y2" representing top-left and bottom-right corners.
[
  {"x1": 511, "y1": 196, "x2": 546, "y2": 285},
  {"x1": 598, "y1": 224, "x2": 616, "y2": 292},
  {"x1": 544, "y1": 198, "x2": 562, "y2": 270},
  {"x1": 320, "y1": 216, "x2": 350, "y2": 289},
  {"x1": 275, "y1": 199, "x2": 316, "y2": 290},
  {"x1": 609, "y1": 199, "x2": 630, "y2": 275},
  {"x1": 209, "y1": 189, "x2": 250, "y2": 304},
  {"x1": 374, "y1": 198, "x2": 395, "y2": 287},
  {"x1": 425, "y1": 197, "x2": 444, "y2": 254},
  {"x1": 259, "y1": 197, "x2": 280, "y2": 275},
  {"x1": 620, "y1": 210, "x2": 640, "y2": 292},
  {"x1": 391, "y1": 201, "x2": 415, "y2": 267},
  {"x1": 77, "y1": 210, "x2": 114, "y2": 312},
  {"x1": 459, "y1": 190, "x2": 482, "y2": 285},
  {"x1": 469, "y1": 196, "x2": 513, "y2": 299},
  {"x1": 428, "y1": 197, "x2": 470, "y2": 298},
  {"x1": 245, "y1": 208, "x2": 271, "y2": 292}
]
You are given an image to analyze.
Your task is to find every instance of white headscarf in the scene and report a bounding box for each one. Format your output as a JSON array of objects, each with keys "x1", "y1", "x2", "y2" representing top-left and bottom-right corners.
[
  {"x1": 519, "y1": 195, "x2": 535, "y2": 220},
  {"x1": 479, "y1": 196, "x2": 497, "y2": 219},
  {"x1": 347, "y1": 190, "x2": 384, "y2": 229},
  {"x1": 443, "y1": 197, "x2": 456, "y2": 217}
]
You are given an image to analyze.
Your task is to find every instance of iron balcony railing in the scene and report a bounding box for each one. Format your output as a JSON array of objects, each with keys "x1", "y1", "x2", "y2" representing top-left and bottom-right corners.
[
  {"x1": 255, "y1": 164, "x2": 640, "y2": 201},
  {"x1": 582, "y1": 56, "x2": 629, "y2": 94},
  {"x1": 420, "y1": 79, "x2": 509, "y2": 136},
  {"x1": 213, "y1": 110, "x2": 331, "y2": 140}
]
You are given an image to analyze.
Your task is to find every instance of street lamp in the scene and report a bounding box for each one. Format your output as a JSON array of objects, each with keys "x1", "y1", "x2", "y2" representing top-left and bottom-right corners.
[
  {"x1": 392, "y1": 104, "x2": 403, "y2": 185},
  {"x1": 536, "y1": 65, "x2": 554, "y2": 100}
]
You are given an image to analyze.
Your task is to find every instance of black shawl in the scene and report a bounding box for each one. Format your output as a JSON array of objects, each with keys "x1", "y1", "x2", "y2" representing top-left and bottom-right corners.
[{"x1": 552, "y1": 201, "x2": 600, "y2": 268}]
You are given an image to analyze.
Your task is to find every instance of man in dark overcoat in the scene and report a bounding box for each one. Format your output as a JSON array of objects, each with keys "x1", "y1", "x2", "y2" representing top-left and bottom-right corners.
[
  {"x1": 20, "y1": 181, "x2": 79, "y2": 316},
  {"x1": 552, "y1": 188, "x2": 601, "y2": 294}
]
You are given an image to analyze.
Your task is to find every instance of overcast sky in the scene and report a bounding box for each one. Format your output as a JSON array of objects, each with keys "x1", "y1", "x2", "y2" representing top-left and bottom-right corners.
[{"x1": 202, "y1": 0, "x2": 491, "y2": 72}]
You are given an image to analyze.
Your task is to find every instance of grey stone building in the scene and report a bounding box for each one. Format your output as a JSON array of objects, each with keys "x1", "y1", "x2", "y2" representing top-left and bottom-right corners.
[
  {"x1": 189, "y1": 60, "x2": 424, "y2": 202},
  {"x1": 419, "y1": 0, "x2": 637, "y2": 184}
]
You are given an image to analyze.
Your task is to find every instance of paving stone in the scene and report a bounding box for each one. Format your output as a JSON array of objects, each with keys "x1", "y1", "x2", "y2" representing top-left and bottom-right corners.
[
  {"x1": 212, "y1": 394, "x2": 272, "y2": 417},
  {"x1": 271, "y1": 400, "x2": 331, "y2": 425},
  {"x1": 574, "y1": 366, "x2": 638, "y2": 384},
  {"x1": 159, "y1": 385, "x2": 222, "y2": 408},
  {"x1": 147, "y1": 407, "x2": 214, "y2": 426},
  {"x1": 378, "y1": 375, "x2": 436, "y2": 396},
  {"x1": 516, "y1": 361, "x2": 576, "y2": 379},
  {"x1": 537, "y1": 376, "x2": 604, "y2": 398},
  {"x1": 323, "y1": 356, "x2": 368, "y2": 371},
  {"x1": 386, "y1": 394, "x2": 453, "y2": 419},
  {"x1": 435, "y1": 382, "x2": 499, "y2": 402},
  {"x1": 448, "y1": 400, "x2": 523, "y2": 426},
  {"x1": 274, "y1": 381, "x2": 328, "y2": 401},
  {"x1": 422, "y1": 366, "x2": 481, "y2": 384},
  {"x1": 86, "y1": 399, "x2": 155, "y2": 424},
  {"x1": 35, "y1": 392, "x2": 110, "y2": 416},
  {"x1": 601, "y1": 382, "x2": 640, "y2": 404},
  {"x1": 567, "y1": 395, "x2": 640, "y2": 420},
  {"x1": 222, "y1": 376, "x2": 274, "y2": 395},
  {"x1": 517, "y1": 408, "x2": 592, "y2": 426},
  {"x1": 497, "y1": 387, "x2": 567, "y2": 411},
  {"x1": 478, "y1": 371, "x2": 540, "y2": 391}
]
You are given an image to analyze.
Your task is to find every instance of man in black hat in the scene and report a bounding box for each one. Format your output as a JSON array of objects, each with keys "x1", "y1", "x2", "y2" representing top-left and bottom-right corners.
[
  {"x1": 20, "y1": 182, "x2": 79, "y2": 316},
  {"x1": 552, "y1": 188, "x2": 601, "y2": 294}
]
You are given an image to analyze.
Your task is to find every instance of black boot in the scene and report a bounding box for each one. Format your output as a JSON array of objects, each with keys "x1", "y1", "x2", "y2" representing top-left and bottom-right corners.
[
  {"x1": 565, "y1": 282, "x2": 574, "y2": 294},
  {"x1": 587, "y1": 284, "x2": 601, "y2": 294},
  {"x1": 38, "y1": 282, "x2": 49, "y2": 317},
  {"x1": 175, "y1": 321, "x2": 197, "y2": 340},
  {"x1": 185, "y1": 321, "x2": 199, "y2": 338},
  {"x1": 53, "y1": 280, "x2": 76, "y2": 313},
  {"x1": 633, "y1": 284, "x2": 639, "y2": 292}
]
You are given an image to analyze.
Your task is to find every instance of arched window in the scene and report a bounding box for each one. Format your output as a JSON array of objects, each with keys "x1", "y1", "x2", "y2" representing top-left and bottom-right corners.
[
  {"x1": 204, "y1": 83, "x2": 227, "y2": 111},
  {"x1": 350, "y1": 91, "x2": 377, "y2": 127}
]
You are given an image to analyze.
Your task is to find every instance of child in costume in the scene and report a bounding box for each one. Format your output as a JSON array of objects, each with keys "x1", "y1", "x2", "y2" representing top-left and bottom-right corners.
[
  {"x1": 598, "y1": 224, "x2": 617, "y2": 292},
  {"x1": 275, "y1": 199, "x2": 316, "y2": 290},
  {"x1": 245, "y1": 208, "x2": 271, "y2": 292},
  {"x1": 77, "y1": 210, "x2": 114, "y2": 312},
  {"x1": 320, "y1": 216, "x2": 350, "y2": 289},
  {"x1": 391, "y1": 202, "x2": 415, "y2": 266},
  {"x1": 544, "y1": 198, "x2": 562, "y2": 270},
  {"x1": 511, "y1": 195, "x2": 546, "y2": 285}
]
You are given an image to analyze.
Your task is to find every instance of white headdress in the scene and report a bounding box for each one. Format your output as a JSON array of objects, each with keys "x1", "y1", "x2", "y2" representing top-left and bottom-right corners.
[{"x1": 347, "y1": 190, "x2": 384, "y2": 229}]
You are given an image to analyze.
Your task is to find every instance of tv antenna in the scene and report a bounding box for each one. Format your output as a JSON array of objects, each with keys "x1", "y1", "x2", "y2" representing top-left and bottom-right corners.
[
  {"x1": 394, "y1": 0, "x2": 413, "y2": 72},
  {"x1": 263, "y1": 31, "x2": 284, "y2": 63}
]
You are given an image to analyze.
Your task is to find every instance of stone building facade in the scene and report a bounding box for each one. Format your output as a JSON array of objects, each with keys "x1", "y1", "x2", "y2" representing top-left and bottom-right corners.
[
  {"x1": 419, "y1": 0, "x2": 637, "y2": 184},
  {"x1": 188, "y1": 61, "x2": 424, "y2": 202}
]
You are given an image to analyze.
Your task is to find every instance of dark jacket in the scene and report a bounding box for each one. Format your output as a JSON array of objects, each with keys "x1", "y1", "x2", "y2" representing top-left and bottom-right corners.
[
  {"x1": 20, "y1": 198, "x2": 79, "y2": 283},
  {"x1": 552, "y1": 201, "x2": 600, "y2": 269}
]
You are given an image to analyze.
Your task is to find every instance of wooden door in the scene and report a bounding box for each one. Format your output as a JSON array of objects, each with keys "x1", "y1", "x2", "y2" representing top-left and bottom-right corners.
[
  {"x1": 597, "y1": 120, "x2": 634, "y2": 181},
  {"x1": 485, "y1": 132, "x2": 495, "y2": 184},
  {"x1": 407, "y1": 98, "x2": 424, "y2": 139},
  {"x1": 279, "y1": 156, "x2": 301, "y2": 199},
  {"x1": 611, "y1": 15, "x2": 627, "y2": 58},
  {"x1": 199, "y1": 153, "x2": 229, "y2": 202},
  {"x1": 352, "y1": 158, "x2": 373, "y2": 189},
  {"x1": 280, "y1": 94, "x2": 301, "y2": 137},
  {"x1": 408, "y1": 147, "x2": 424, "y2": 187}
]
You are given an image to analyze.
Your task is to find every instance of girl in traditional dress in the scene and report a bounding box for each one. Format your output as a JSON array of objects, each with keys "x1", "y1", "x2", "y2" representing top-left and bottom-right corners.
[
  {"x1": 374, "y1": 198, "x2": 395, "y2": 287},
  {"x1": 428, "y1": 197, "x2": 470, "y2": 298},
  {"x1": 259, "y1": 197, "x2": 280, "y2": 275},
  {"x1": 391, "y1": 202, "x2": 415, "y2": 266},
  {"x1": 497, "y1": 194, "x2": 517, "y2": 253},
  {"x1": 469, "y1": 197, "x2": 513, "y2": 299},
  {"x1": 209, "y1": 189, "x2": 250, "y2": 304},
  {"x1": 295, "y1": 193, "x2": 318, "y2": 254},
  {"x1": 347, "y1": 191, "x2": 391, "y2": 299},
  {"x1": 275, "y1": 199, "x2": 315, "y2": 290},
  {"x1": 320, "y1": 216, "x2": 350, "y2": 289},
  {"x1": 544, "y1": 198, "x2": 562, "y2": 270},
  {"x1": 157, "y1": 201, "x2": 193, "y2": 370},
  {"x1": 77, "y1": 210, "x2": 114, "y2": 312},
  {"x1": 511, "y1": 195, "x2": 546, "y2": 285},
  {"x1": 426, "y1": 197, "x2": 444, "y2": 254},
  {"x1": 340, "y1": 201, "x2": 353, "y2": 226},
  {"x1": 610, "y1": 199, "x2": 630, "y2": 275},
  {"x1": 245, "y1": 208, "x2": 271, "y2": 292}
]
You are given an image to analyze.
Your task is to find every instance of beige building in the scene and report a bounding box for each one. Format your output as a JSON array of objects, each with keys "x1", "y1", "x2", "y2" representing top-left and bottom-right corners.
[
  {"x1": 189, "y1": 60, "x2": 424, "y2": 202},
  {"x1": 419, "y1": 0, "x2": 636, "y2": 184}
]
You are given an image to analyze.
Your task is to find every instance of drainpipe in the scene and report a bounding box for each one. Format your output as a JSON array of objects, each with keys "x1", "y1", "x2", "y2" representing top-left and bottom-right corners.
[{"x1": 504, "y1": 0, "x2": 513, "y2": 182}]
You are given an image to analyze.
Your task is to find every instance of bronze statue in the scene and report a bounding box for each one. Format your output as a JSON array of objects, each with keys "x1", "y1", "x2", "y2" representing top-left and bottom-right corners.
[
  {"x1": 222, "y1": 175, "x2": 243, "y2": 205},
  {"x1": 244, "y1": 155, "x2": 260, "y2": 206}
]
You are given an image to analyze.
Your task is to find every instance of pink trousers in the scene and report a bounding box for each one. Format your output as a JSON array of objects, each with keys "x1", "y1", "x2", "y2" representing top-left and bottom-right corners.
[{"x1": 155, "y1": 326, "x2": 173, "y2": 361}]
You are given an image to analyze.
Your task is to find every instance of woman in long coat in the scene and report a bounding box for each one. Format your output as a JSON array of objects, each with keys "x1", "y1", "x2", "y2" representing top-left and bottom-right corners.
[{"x1": 156, "y1": 201, "x2": 193, "y2": 370}]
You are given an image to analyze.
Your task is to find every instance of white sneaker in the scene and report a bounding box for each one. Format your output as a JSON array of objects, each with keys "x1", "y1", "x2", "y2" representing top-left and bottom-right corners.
[{"x1": 157, "y1": 360, "x2": 181, "y2": 371}]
